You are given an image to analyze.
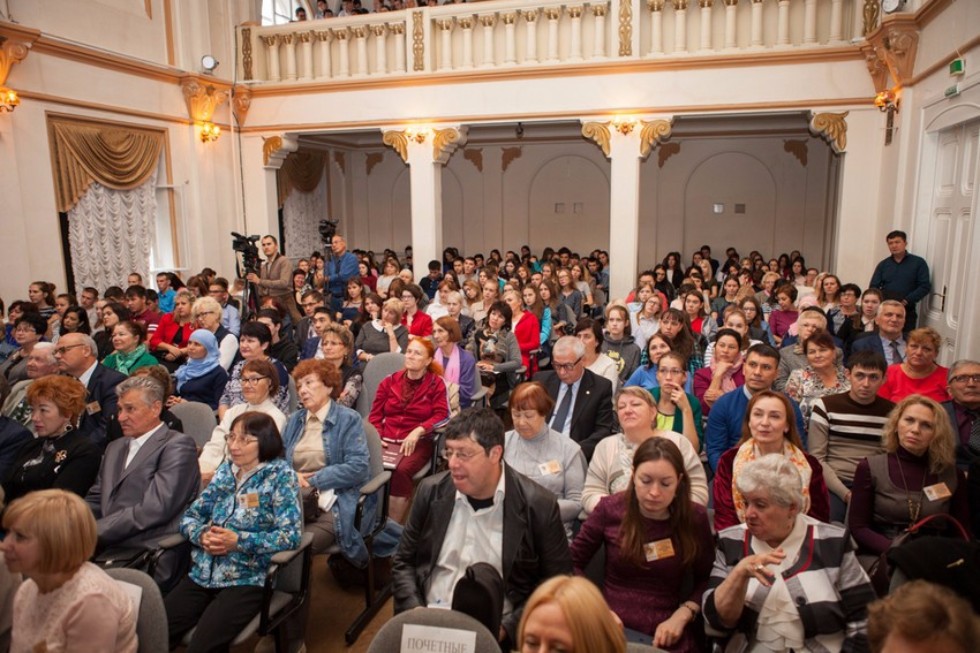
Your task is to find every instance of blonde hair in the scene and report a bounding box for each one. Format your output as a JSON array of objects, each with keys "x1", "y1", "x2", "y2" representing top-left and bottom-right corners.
[
  {"x1": 2, "y1": 489, "x2": 98, "y2": 574},
  {"x1": 518, "y1": 576, "x2": 626, "y2": 653},
  {"x1": 191, "y1": 295, "x2": 222, "y2": 320},
  {"x1": 907, "y1": 326, "x2": 941, "y2": 353},
  {"x1": 882, "y1": 395, "x2": 956, "y2": 473},
  {"x1": 382, "y1": 297, "x2": 404, "y2": 322},
  {"x1": 868, "y1": 580, "x2": 980, "y2": 653}
]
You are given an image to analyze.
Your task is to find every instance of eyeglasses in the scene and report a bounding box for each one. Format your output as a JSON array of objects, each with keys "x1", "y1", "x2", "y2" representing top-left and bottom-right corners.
[
  {"x1": 225, "y1": 433, "x2": 258, "y2": 445},
  {"x1": 301, "y1": 302, "x2": 319, "y2": 308},
  {"x1": 441, "y1": 448, "x2": 483, "y2": 462},
  {"x1": 54, "y1": 344, "x2": 85, "y2": 356},
  {"x1": 950, "y1": 374, "x2": 980, "y2": 384},
  {"x1": 659, "y1": 367, "x2": 686, "y2": 377},
  {"x1": 241, "y1": 375, "x2": 269, "y2": 386},
  {"x1": 553, "y1": 356, "x2": 583, "y2": 373}
]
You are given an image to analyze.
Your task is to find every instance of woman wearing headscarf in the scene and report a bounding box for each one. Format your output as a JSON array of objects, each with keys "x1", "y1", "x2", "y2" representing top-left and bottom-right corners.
[{"x1": 170, "y1": 329, "x2": 229, "y2": 410}]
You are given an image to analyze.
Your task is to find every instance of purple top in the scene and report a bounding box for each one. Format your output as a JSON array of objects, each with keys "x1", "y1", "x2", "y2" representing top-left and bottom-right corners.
[
  {"x1": 570, "y1": 493, "x2": 713, "y2": 651},
  {"x1": 769, "y1": 309, "x2": 799, "y2": 340}
]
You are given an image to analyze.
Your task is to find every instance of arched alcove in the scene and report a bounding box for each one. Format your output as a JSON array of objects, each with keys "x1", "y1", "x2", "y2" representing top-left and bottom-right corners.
[{"x1": 528, "y1": 154, "x2": 610, "y2": 254}]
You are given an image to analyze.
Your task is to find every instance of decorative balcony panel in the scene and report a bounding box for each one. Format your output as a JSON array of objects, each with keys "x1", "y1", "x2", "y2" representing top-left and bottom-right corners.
[{"x1": 240, "y1": 0, "x2": 862, "y2": 84}]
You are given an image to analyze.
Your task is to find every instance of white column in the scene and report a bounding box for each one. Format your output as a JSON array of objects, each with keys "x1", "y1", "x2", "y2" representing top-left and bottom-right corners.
[
  {"x1": 852, "y1": 0, "x2": 866, "y2": 41},
  {"x1": 803, "y1": 0, "x2": 818, "y2": 44},
  {"x1": 437, "y1": 19, "x2": 454, "y2": 70},
  {"x1": 299, "y1": 32, "x2": 314, "y2": 80},
  {"x1": 373, "y1": 24, "x2": 388, "y2": 74},
  {"x1": 392, "y1": 24, "x2": 406, "y2": 72},
  {"x1": 523, "y1": 10, "x2": 539, "y2": 63},
  {"x1": 459, "y1": 17, "x2": 475, "y2": 69},
  {"x1": 699, "y1": 0, "x2": 713, "y2": 52},
  {"x1": 335, "y1": 28, "x2": 350, "y2": 76},
  {"x1": 829, "y1": 0, "x2": 844, "y2": 43},
  {"x1": 353, "y1": 27, "x2": 369, "y2": 76},
  {"x1": 282, "y1": 33, "x2": 297, "y2": 80},
  {"x1": 480, "y1": 14, "x2": 497, "y2": 68},
  {"x1": 592, "y1": 4, "x2": 608, "y2": 59},
  {"x1": 568, "y1": 6, "x2": 584, "y2": 61},
  {"x1": 382, "y1": 126, "x2": 469, "y2": 282},
  {"x1": 777, "y1": 0, "x2": 790, "y2": 46},
  {"x1": 315, "y1": 30, "x2": 333, "y2": 79},
  {"x1": 750, "y1": 0, "x2": 764, "y2": 48},
  {"x1": 503, "y1": 13, "x2": 518, "y2": 64},
  {"x1": 648, "y1": 0, "x2": 664, "y2": 55},
  {"x1": 545, "y1": 7, "x2": 561, "y2": 62},
  {"x1": 674, "y1": 0, "x2": 689, "y2": 53},
  {"x1": 723, "y1": 0, "x2": 738, "y2": 49},
  {"x1": 261, "y1": 35, "x2": 281, "y2": 82},
  {"x1": 252, "y1": 134, "x2": 298, "y2": 236}
]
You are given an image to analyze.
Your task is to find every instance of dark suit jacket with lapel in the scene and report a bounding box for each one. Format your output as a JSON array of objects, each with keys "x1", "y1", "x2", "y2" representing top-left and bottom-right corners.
[
  {"x1": 85, "y1": 424, "x2": 200, "y2": 552},
  {"x1": 296, "y1": 315, "x2": 316, "y2": 352},
  {"x1": 76, "y1": 363, "x2": 127, "y2": 448},
  {"x1": 532, "y1": 368, "x2": 615, "y2": 461},
  {"x1": 392, "y1": 464, "x2": 572, "y2": 641},
  {"x1": 848, "y1": 332, "x2": 886, "y2": 364}
]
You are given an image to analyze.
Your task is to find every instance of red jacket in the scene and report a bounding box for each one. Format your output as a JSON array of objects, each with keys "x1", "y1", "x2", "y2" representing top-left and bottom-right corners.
[
  {"x1": 402, "y1": 310, "x2": 433, "y2": 338},
  {"x1": 369, "y1": 370, "x2": 450, "y2": 442},
  {"x1": 512, "y1": 312, "x2": 541, "y2": 372},
  {"x1": 149, "y1": 313, "x2": 194, "y2": 350}
]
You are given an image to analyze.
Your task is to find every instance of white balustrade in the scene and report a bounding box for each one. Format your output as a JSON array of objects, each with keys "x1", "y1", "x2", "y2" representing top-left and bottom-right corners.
[
  {"x1": 459, "y1": 16, "x2": 475, "y2": 69},
  {"x1": 648, "y1": 0, "x2": 664, "y2": 55},
  {"x1": 524, "y1": 9, "x2": 539, "y2": 64},
  {"x1": 503, "y1": 12, "x2": 518, "y2": 64},
  {"x1": 592, "y1": 3, "x2": 608, "y2": 58},
  {"x1": 315, "y1": 30, "x2": 332, "y2": 79},
  {"x1": 480, "y1": 14, "x2": 497, "y2": 67},
  {"x1": 777, "y1": 0, "x2": 791, "y2": 47},
  {"x1": 674, "y1": 0, "x2": 689, "y2": 54},
  {"x1": 699, "y1": 0, "x2": 712, "y2": 52},
  {"x1": 373, "y1": 24, "x2": 388, "y2": 75},
  {"x1": 545, "y1": 7, "x2": 561, "y2": 63}
]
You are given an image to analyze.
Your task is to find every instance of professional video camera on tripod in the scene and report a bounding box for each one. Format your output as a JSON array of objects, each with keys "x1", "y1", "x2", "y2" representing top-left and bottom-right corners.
[{"x1": 231, "y1": 232, "x2": 261, "y2": 318}]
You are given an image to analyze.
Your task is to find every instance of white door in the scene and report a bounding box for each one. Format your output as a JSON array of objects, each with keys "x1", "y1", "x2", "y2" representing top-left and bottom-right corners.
[{"x1": 922, "y1": 119, "x2": 979, "y2": 365}]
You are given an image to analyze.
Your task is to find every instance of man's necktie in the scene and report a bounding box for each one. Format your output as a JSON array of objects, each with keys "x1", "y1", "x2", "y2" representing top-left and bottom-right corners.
[
  {"x1": 889, "y1": 340, "x2": 903, "y2": 364},
  {"x1": 551, "y1": 384, "x2": 573, "y2": 433}
]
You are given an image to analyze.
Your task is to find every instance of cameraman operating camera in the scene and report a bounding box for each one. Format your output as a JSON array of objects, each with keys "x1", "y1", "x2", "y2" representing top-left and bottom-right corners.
[{"x1": 245, "y1": 235, "x2": 300, "y2": 322}]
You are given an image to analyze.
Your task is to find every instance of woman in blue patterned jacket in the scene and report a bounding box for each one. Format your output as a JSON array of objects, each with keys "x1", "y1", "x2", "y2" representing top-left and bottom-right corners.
[{"x1": 165, "y1": 411, "x2": 302, "y2": 651}]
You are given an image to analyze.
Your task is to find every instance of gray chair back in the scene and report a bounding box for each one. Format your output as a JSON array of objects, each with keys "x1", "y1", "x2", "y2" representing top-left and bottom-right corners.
[
  {"x1": 367, "y1": 608, "x2": 499, "y2": 653},
  {"x1": 287, "y1": 375, "x2": 298, "y2": 414},
  {"x1": 105, "y1": 568, "x2": 168, "y2": 653},
  {"x1": 362, "y1": 420, "x2": 384, "y2": 479},
  {"x1": 169, "y1": 401, "x2": 217, "y2": 449},
  {"x1": 355, "y1": 352, "x2": 405, "y2": 418},
  {"x1": 627, "y1": 643, "x2": 669, "y2": 652}
]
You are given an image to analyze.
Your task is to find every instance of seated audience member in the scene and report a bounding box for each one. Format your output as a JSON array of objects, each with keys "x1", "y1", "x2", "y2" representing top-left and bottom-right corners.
[
  {"x1": 123, "y1": 285, "x2": 161, "y2": 338},
  {"x1": 169, "y1": 329, "x2": 228, "y2": 410},
  {"x1": 208, "y1": 277, "x2": 241, "y2": 336},
  {"x1": 2, "y1": 490, "x2": 137, "y2": 652},
  {"x1": 58, "y1": 306, "x2": 91, "y2": 337},
  {"x1": 93, "y1": 302, "x2": 131, "y2": 361},
  {"x1": 583, "y1": 387, "x2": 708, "y2": 514},
  {"x1": 295, "y1": 290, "x2": 324, "y2": 353},
  {"x1": 739, "y1": 296, "x2": 773, "y2": 346},
  {"x1": 341, "y1": 277, "x2": 367, "y2": 324},
  {"x1": 2, "y1": 376, "x2": 101, "y2": 503},
  {"x1": 199, "y1": 359, "x2": 286, "y2": 484},
  {"x1": 155, "y1": 272, "x2": 177, "y2": 313},
  {"x1": 694, "y1": 328, "x2": 745, "y2": 415},
  {"x1": 282, "y1": 360, "x2": 396, "y2": 565},
  {"x1": 827, "y1": 283, "x2": 861, "y2": 336},
  {"x1": 354, "y1": 297, "x2": 409, "y2": 363},
  {"x1": 0, "y1": 301, "x2": 36, "y2": 362},
  {"x1": 102, "y1": 320, "x2": 157, "y2": 375},
  {"x1": 504, "y1": 382, "x2": 587, "y2": 538},
  {"x1": 849, "y1": 299, "x2": 906, "y2": 365},
  {"x1": 767, "y1": 283, "x2": 799, "y2": 346},
  {"x1": 648, "y1": 352, "x2": 704, "y2": 451},
  {"x1": 518, "y1": 576, "x2": 627, "y2": 653},
  {"x1": 704, "y1": 344, "x2": 805, "y2": 471},
  {"x1": 128, "y1": 365, "x2": 185, "y2": 434},
  {"x1": 574, "y1": 318, "x2": 619, "y2": 392},
  {"x1": 55, "y1": 333, "x2": 126, "y2": 447},
  {"x1": 0, "y1": 313, "x2": 47, "y2": 384},
  {"x1": 85, "y1": 376, "x2": 200, "y2": 580},
  {"x1": 703, "y1": 307, "x2": 759, "y2": 366},
  {"x1": 808, "y1": 351, "x2": 893, "y2": 522},
  {"x1": 470, "y1": 301, "x2": 522, "y2": 408},
  {"x1": 369, "y1": 338, "x2": 451, "y2": 523},
  {"x1": 432, "y1": 316, "x2": 477, "y2": 410},
  {"x1": 658, "y1": 308, "x2": 705, "y2": 375},
  {"x1": 256, "y1": 308, "x2": 299, "y2": 372},
  {"x1": 193, "y1": 295, "x2": 238, "y2": 370},
  {"x1": 848, "y1": 395, "x2": 970, "y2": 559},
  {"x1": 0, "y1": 377, "x2": 31, "y2": 478},
  {"x1": 533, "y1": 336, "x2": 615, "y2": 461},
  {"x1": 784, "y1": 328, "x2": 850, "y2": 426},
  {"x1": 503, "y1": 288, "x2": 542, "y2": 373},
  {"x1": 300, "y1": 306, "x2": 333, "y2": 361},
  {"x1": 148, "y1": 289, "x2": 196, "y2": 372},
  {"x1": 624, "y1": 332, "x2": 674, "y2": 390},
  {"x1": 165, "y1": 412, "x2": 302, "y2": 652},
  {"x1": 629, "y1": 292, "x2": 663, "y2": 354},
  {"x1": 703, "y1": 455, "x2": 875, "y2": 651},
  {"x1": 867, "y1": 580, "x2": 980, "y2": 653},
  {"x1": 942, "y1": 359, "x2": 980, "y2": 468},
  {"x1": 318, "y1": 323, "x2": 362, "y2": 408},
  {"x1": 601, "y1": 304, "x2": 642, "y2": 385},
  {"x1": 539, "y1": 278, "x2": 576, "y2": 343},
  {"x1": 713, "y1": 391, "x2": 830, "y2": 531},
  {"x1": 878, "y1": 327, "x2": 950, "y2": 403},
  {"x1": 443, "y1": 289, "x2": 475, "y2": 345},
  {"x1": 218, "y1": 321, "x2": 290, "y2": 419},
  {"x1": 573, "y1": 438, "x2": 713, "y2": 650},
  {"x1": 399, "y1": 284, "x2": 433, "y2": 337},
  {"x1": 775, "y1": 307, "x2": 840, "y2": 390},
  {"x1": 392, "y1": 408, "x2": 572, "y2": 649},
  {"x1": 1, "y1": 342, "x2": 60, "y2": 432}
]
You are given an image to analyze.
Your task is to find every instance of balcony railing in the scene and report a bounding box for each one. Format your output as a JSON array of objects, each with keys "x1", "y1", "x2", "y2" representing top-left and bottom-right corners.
[{"x1": 239, "y1": 0, "x2": 866, "y2": 84}]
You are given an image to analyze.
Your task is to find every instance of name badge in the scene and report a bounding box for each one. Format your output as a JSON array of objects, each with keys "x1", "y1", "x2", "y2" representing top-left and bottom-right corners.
[
  {"x1": 923, "y1": 482, "x2": 952, "y2": 501},
  {"x1": 86, "y1": 401, "x2": 102, "y2": 415},
  {"x1": 238, "y1": 492, "x2": 260, "y2": 509},
  {"x1": 643, "y1": 538, "x2": 675, "y2": 562},
  {"x1": 538, "y1": 460, "x2": 562, "y2": 476}
]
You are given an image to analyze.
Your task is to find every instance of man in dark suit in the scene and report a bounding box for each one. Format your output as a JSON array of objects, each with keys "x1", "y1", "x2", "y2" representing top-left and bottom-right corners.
[
  {"x1": 532, "y1": 336, "x2": 615, "y2": 461},
  {"x1": 85, "y1": 375, "x2": 199, "y2": 584},
  {"x1": 55, "y1": 333, "x2": 126, "y2": 447},
  {"x1": 295, "y1": 289, "x2": 325, "y2": 354},
  {"x1": 849, "y1": 300, "x2": 907, "y2": 365},
  {"x1": 943, "y1": 359, "x2": 980, "y2": 469},
  {"x1": 392, "y1": 408, "x2": 571, "y2": 648}
]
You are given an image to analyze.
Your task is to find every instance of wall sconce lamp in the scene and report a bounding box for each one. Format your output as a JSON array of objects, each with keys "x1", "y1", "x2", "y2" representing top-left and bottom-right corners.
[
  {"x1": 874, "y1": 88, "x2": 900, "y2": 145},
  {"x1": 0, "y1": 87, "x2": 20, "y2": 113},
  {"x1": 200, "y1": 121, "x2": 221, "y2": 143}
]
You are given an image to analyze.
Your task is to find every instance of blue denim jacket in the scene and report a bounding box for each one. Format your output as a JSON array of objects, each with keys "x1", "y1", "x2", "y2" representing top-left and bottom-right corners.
[{"x1": 182, "y1": 457, "x2": 302, "y2": 588}]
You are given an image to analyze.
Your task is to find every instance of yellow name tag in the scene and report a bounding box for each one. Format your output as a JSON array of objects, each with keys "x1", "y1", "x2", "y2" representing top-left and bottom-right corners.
[
  {"x1": 239, "y1": 492, "x2": 260, "y2": 509},
  {"x1": 86, "y1": 401, "x2": 102, "y2": 415},
  {"x1": 643, "y1": 538, "x2": 675, "y2": 562},
  {"x1": 923, "y1": 482, "x2": 952, "y2": 501},
  {"x1": 538, "y1": 460, "x2": 562, "y2": 475}
]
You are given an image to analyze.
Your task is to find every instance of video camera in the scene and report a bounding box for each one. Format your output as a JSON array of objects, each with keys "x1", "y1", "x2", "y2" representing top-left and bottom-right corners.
[
  {"x1": 231, "y1": 232, "x2": 261, "y2": 275},
  {"x1": 318, "y1": 219, "x2": 337, "y2": 247}
]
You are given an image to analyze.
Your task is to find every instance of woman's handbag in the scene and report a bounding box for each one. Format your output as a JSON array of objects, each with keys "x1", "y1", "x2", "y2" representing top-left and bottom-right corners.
[
  {"x1": 301, "y1": 486, "x2": 322, "y2": 524},
  {"x1": 868, "y1": 513, "x2": 970, "y2": 596}
]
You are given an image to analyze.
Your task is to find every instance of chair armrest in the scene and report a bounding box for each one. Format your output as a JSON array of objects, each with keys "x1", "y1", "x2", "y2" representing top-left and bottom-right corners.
[
  {"x1": 154, "y1": 533, "x2": 189, "y2": 550},
  {"x1": 360, "y1": 471, "x2": 392, "y2": 497},
  {"x1": 269, "y1": 532, "x2": 314, "y2": 568}
]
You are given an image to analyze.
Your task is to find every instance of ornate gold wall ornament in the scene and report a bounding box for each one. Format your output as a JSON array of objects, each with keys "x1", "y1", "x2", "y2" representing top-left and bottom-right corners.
[
  {"x1": 502, "y1": 146, "x2": 522, "y2": 172},
  {"x1": 639, "y1": 119, "x2": 673, "y2": 157},
  {"x1": 383, "y1": 130, "x2": 410, "y2": 162},
  {"x1": 241, "y1": 27, "x2": 253, "y2": 80},
  {"x1": 783, "y1": 139, "x2": 808, "y2": 166},
  {"x1": 412, "y1": 11, "x2": 424, "y2": 71},
  {"x1": 333, "y1": 151, "x2": 347, "y2": 174},
  {"x1": 180, "y1": 78, "x2": 229, "y2": 122},
  {"x1": 502, "y1": 13, "x2": 517, "y2": 25},
  {"x1": 862, "y1": 0, "x2": 880, "y2": 36},
  {"x1": 582, "y1": 121, "x2": 612, "y2": 157},
  {"x1": 657, "y1": 141, "x2": 680, "y2": 168},
  {"x1": 809, "y1": 111, "x2": 848, "y2": 153},
  {"x1": 618, "y1": 0, "x2": 632, "y2": 57},
  {"x1": 463, "y1": 148, "x2": 484, "y2": 172},
  {"x1": 263, "y1": 136, "x2": 283, "y2": 166},
  {"x1": 647, "y1": 0, "x2": 665, "y2": 11},
  {"x1": 0, "y1": 38, "x2": 30, "y2": 86},
  {"x1": 231, "y1": 85, "x2": 252, "y2": 126},
  {"x1": 880, "y1": 24, "x2": 918, "y2": 84},
  {"x1": 864, "y1": 49, "x2": 890, "y2": 93},
  {"x1": 432, "y1": 127, "x2": 465, "y2": 162},
  {"x1": 366, "y1": 151, "x2": 384, "y2": 175}
]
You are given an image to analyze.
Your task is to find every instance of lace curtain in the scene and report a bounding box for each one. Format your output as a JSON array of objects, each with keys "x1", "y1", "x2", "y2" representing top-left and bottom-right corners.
[
  {"x1": 67, "y1": 171, "x2": 157, "y2": 295},
  {"x1": 282, "y1": 167, "x2": 328, "y2": 258}
]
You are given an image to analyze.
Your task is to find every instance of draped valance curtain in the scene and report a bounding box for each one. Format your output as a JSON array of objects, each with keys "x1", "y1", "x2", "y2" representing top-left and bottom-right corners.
[
  {"x1": 279, "y1": 150, "x2": 329, "y2": 257},
  {"x1": 277, "y1": 149, "x2": 326, "y2": 207}
]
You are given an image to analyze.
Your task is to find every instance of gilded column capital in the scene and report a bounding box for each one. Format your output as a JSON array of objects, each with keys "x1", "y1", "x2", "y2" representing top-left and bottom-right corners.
[
  {"x1": 582, "y1": 121, "x2": 612, "y2": 157},
  {"x1": 390, "y1": 23, "x2": 405, "y2": 36},
  {"x1": 592, "y1": 4, "x2": 608, "y2": 17},
  {"x1": 259, "y1": 34, "x2": 279, "y2": 47},
  {"x1": 231, "y1": 85, "x2": 252, "y2": 126},
  {"x1": 544, "y1": 7, "x2": 562, "y2": 20},
  {"x1": 263, "y1": 134, "x2": 299, "y2": 168},
  {"x1": 432, "y1": 126, "x2": 468, "y2": 163},
  {"x1": 809, "y1": 111, "x2": 848, "y2": 154},
  {"x1": 480, "y1": 14, "x2": 497, "y2": 27},
  {"x1": 639, "y1": 119, "x2": 673, "y2": 157},
  {"x1": 180, "y1": 77, "x2": 230, "y2": 122},
  {"x1": 699, "y1": 0, "x2": 713, "y2": 8},
  {"x1": 458, "y1": 16, "x2": 475, "y2": 30},
  {"x1": 647, "y1": 0, "x2": 665, "y2": 12},
  {"x1": 297, "y1": 31, "x2": 313, "y2": 43},
  {"x1": 437, "y1": 18, "x2": 455, "y2": 31},
  {"x1": 673, "y1": 0, "x2": 690, "y2": 10},
  {"x1": 371, "y1": 24, "x2": 388, "y2": 37},
  {"x1": 280, "y1": 33, "x2": 294, "y2": 46},
  {"x1": 382, "y1": 129, "x2": 411, "y2": 163},
  {"x1": 333, "y1": 27, "x2": 350, "y2": 40},
  {"x1": 315, "y1": 30, "x2": 333, "y2": 42},
  {"x1": 522, "y1": 8, "x2": 540, "y2": 22},
  {"x1": 382, "y1": 125, "x2": 468, "y2": 164},
  {"x1": 567, "y1": 6, "x2": 584, "y2": 19},
  {"x1": 723, "y1": 0, "x2": 739, "y2": 6},
  {"x1": 351, "y1": 26, "x2": 368, "y2": 39},
  {"x1": 502, "y1": 12, "x2": 518, "y2": 25}
]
